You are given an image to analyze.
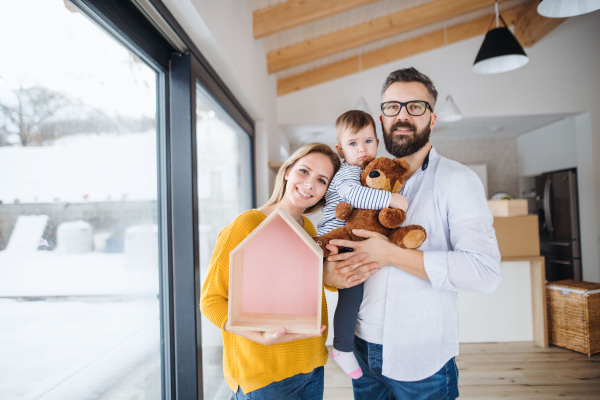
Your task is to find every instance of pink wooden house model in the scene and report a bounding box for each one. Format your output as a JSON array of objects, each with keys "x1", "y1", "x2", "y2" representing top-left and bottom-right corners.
[{"x1": 228, "y1": 208, "x2": 324, "y2": 334}]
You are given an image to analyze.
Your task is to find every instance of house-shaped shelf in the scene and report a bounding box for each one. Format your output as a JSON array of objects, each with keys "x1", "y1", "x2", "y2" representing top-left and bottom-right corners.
[{"x1": 228, "y1": 208, "x2": 324, "y2": 334}]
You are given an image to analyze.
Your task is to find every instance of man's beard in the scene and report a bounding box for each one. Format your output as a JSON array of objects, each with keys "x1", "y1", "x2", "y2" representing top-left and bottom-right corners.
[{"x1": 382, "y1": 118, "x2": 431, "y2": 158}]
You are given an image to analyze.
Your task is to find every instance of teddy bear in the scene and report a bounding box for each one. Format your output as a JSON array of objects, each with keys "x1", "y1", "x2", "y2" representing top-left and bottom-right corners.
[{"x1": 314, "y1": 156, "x2": 426, "y2": 256}]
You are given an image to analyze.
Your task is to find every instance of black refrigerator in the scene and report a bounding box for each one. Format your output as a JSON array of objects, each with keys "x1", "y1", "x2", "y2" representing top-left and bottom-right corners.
[{"x1": 533, "y1": 168, "x2": 582, "y2": 282}]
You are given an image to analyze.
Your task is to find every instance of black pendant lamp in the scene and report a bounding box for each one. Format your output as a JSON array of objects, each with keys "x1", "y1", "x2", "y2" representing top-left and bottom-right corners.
[
  {"x1": 472, "y1": 1, "x2": 529, "y2": 74},
  {"x1": 538, "y1": 0, "x2": 600, "y2": 18}
]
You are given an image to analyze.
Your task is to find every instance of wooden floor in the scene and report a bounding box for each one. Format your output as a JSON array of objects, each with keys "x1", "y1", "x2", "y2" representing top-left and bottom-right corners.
[{"x1": 323, "y1": 342, "x2": 600, "y2": 399}]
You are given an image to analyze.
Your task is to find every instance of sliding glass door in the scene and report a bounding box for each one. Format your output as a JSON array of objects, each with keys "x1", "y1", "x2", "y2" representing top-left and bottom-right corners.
[
  {"x1": 0, "y1": 1, "x2": 161, "y2": 399},
  {"x1": 1, "y1": 2, "x2": 255, "y2": 398},
  {"x1": 195, "y1": 82, "x2": 253, "y2": 399}
]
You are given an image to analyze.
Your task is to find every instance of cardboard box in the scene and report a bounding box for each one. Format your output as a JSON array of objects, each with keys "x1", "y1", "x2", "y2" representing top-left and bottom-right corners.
[
  {"x1": 547, "y1": 280, "x2": 600, "y2": 355},
  {"x1": 228, "y1": 208, "x2": 323, "y2": 334},
  {"x1": 493, "y1": 215, "x2": 540, "y2": 257},
  {"x1": 488, "y1": 199, "x2": 528, "y2": 217}
]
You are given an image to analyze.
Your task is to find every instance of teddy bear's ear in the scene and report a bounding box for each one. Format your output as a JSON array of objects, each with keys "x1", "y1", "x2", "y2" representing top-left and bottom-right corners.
[
  {"x1": 361, "y1": 156, "x2": 376, "y2": 170},
  {"x1": 395, "y1": 158, "x2": 410, "y2": 174}
]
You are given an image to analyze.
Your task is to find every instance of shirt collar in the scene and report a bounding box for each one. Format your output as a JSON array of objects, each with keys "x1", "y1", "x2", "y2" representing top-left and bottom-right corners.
[{"x1": 422, "y1": 148, "x2": 432, "y2": 171}]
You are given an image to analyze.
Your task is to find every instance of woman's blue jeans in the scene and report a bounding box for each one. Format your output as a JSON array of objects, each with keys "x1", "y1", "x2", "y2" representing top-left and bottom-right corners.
[
  {"x1": 232, "y1": 366, "x2": 324, "y2": 400},
  {"x1": 352, "y1": 336, "x2": 459, "y2": 400}
]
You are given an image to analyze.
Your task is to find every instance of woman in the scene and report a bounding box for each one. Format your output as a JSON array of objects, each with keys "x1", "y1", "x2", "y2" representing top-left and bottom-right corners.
[{"x1": 200, "y1": 143, "x2": 341, "y2": 399}]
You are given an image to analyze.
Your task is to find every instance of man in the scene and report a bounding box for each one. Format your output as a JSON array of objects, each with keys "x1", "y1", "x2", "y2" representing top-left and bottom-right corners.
[{"x1": 327, "y1": 67, "x2": 502, "y2": 399}]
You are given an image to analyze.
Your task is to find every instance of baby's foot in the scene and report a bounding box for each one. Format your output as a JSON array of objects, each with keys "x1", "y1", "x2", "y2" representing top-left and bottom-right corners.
[{"x1": 331, "y1": 348, "x2": 363, "y2": 379}]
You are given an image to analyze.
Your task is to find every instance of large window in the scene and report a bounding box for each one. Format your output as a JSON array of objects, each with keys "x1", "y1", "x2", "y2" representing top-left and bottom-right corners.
[
  {"x1": 196, "y1": 83, "x2": 253, "y2": 399},
  {"x1": 0, "y1": 1, "x2": 255, "y2": 399},
  {"x1": 0, "y1": 1, "x2": 161, "y2": 399}
]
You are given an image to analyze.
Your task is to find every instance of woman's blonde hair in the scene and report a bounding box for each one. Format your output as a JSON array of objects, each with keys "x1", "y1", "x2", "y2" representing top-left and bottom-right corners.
[{"x1": 264, "y1": 143, "x2": 340, "y2": 214}]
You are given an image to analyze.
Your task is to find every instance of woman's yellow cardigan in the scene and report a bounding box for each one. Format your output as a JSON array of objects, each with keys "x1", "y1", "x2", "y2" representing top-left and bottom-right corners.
[{"x1": 200, "y1": 209, "x2": 331, "y2": 394}]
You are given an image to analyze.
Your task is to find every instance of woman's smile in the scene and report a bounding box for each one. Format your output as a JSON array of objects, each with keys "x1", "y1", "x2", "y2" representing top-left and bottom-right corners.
[{"x1": 295, "y1": 186, "x2": 313, "y2": 199}]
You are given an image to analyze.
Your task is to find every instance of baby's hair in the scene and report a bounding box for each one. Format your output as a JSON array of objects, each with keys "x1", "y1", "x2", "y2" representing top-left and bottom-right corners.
[{"x1": 335, "y1": 110, "x2": 377, "y2": 145}]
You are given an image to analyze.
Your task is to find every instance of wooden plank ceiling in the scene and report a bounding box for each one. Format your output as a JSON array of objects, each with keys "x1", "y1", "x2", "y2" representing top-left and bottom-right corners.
[{"x1": 250, "y1": 0, "x2": 565, "y2": 96}]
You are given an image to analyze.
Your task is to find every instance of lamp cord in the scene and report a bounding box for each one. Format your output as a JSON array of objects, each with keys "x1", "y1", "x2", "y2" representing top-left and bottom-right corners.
[
  {"x1": 485, "y1": 0, "x2": 509, "y2": 32},
  {"x1": 495, "y1": 1, "x2": 499, "y2": 28}
]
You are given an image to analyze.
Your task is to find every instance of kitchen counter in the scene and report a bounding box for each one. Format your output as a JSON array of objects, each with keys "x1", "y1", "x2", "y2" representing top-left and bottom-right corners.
[
  {"x1": 458, "y1": 212, "x2": 548, "y2": 349},
  {"x1": 458, "y1": 256, "x2": 547, "y2": 347}
]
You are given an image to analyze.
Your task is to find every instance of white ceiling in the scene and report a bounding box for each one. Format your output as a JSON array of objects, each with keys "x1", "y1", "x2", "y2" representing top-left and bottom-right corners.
[{"x1": 281, "y1": 113, "x2": 570, "y2": 152}]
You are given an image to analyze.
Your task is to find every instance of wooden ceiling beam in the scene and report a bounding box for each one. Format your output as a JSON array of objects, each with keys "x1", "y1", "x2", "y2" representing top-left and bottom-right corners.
[
  {"x1": 268, "y1": 0, "x2": 503, "y2": 73},
  {"x1": 253, "y1": 0, "x2": 381, "y2": 39},
  {"x1": 277, "y1": 5, "x2": 530, "y2": 96}
]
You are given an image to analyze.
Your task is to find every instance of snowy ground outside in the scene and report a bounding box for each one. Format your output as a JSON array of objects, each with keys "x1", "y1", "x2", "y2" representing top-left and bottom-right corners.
[
  {"x1": 0, "y1": 132, "x2": 156, "y2": 205},
  {"x1": 0, "y1": 130, "x2": 234, "y2": 399},
  {"x1": 0, "y1": 250, "x2": 161, "y2": 400}
]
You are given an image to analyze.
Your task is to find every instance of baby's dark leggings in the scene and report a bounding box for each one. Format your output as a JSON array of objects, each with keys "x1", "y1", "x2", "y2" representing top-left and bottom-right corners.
[{"x1": 333, "y1": 283, "x2": 363, "y2": 351}]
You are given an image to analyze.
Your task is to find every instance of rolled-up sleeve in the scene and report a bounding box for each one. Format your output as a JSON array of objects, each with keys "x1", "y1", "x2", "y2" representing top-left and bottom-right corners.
[{"x1": 424, "y1": 169, "x2": 501, "y2": 295}]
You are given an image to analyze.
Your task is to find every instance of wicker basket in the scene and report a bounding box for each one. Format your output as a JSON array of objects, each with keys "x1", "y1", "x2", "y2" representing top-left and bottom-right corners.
[{"x1": 546, "y1": 280, "x2": 600, "y2": 356}]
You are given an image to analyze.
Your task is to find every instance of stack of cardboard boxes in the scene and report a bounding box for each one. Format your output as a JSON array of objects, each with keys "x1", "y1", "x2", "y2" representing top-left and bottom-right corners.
[{"x1": 488, "y1": 199, "x2": 539, "y2": 258}]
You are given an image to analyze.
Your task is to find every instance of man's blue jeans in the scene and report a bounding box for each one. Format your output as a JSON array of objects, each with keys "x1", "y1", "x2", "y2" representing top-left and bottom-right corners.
[
  {"x1": 352, "y1": 336, "x2": 459, "y2": 400},
  {"x1": 232, "y1": 366, "x2": 324, "y2": 400}
]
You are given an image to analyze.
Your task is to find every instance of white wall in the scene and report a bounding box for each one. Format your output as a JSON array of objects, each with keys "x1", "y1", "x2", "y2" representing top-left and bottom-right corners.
[
  {"x1": 517, "y1": 117, "x2": 578, "y2": 175},
  {"x1": 277, "y1": 12, "x2": 600, "y2": 282},
  {"x1": 161, "y1": 0, "x2": 279, "y2": 206},
  {"x1": 433, "y1": 137, "x2": 517, "y2": 197}
]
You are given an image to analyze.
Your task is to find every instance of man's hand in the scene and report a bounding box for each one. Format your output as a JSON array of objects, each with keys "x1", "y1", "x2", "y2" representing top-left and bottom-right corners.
[
  {"x1": 330, "y1": 229, "x2": 429, "y2": 281},
  {"x1": 225, "y1": 320, "x2": 326, "y2": 345},
  {"x1": 329, "y1": 229, "x2": 394, "y2": 266},
  {"x1": 323, "y1": 242, "x2": 379, "y2": 289}
]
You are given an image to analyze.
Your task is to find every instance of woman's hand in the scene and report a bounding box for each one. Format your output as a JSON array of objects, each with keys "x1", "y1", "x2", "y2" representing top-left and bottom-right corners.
[{"x1": 225, "y1": 320, "x2": 326, "y2": 345}]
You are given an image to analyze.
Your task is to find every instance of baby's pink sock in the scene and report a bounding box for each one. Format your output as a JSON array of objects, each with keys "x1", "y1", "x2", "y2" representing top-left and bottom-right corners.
[{"x1": 331, "y1": 348, "x2": 363, "y2": 379}]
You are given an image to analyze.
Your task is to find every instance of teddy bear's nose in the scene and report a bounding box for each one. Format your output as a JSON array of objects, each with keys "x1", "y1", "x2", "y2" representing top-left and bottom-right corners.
[{"x1": 368, "y1": 170, "x2": 380, "y2": 178}]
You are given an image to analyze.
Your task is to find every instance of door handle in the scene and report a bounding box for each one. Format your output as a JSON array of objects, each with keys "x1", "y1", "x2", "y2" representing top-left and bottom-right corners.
[
  {"x1": 543, "y1": 241, "x2": 571, "y2": 247},
  {"x1": 543, "y1": 177, "x2": 554, "y2": 233},
  {"x1": 547, "y1": 259, "x2": 572, "y2": 265}
]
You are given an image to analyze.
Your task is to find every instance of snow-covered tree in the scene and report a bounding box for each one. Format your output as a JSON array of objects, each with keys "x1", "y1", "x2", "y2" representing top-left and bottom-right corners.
[{"x1": 0, "y1": 85, "x2": 74, "y2": 146}]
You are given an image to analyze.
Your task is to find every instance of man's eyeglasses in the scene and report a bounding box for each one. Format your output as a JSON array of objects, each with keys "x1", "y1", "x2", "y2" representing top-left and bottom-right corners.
[{"x1": 381, "y1": 101, "x2": 433, "y2": 117}]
